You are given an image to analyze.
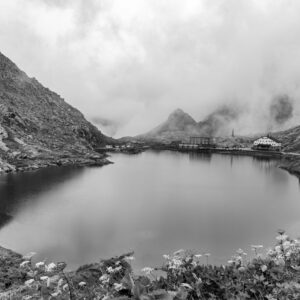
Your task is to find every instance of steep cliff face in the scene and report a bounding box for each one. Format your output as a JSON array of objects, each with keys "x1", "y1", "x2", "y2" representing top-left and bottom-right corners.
[{"x1": 0, "y1": 51, "x2": 111, "y2": 172}]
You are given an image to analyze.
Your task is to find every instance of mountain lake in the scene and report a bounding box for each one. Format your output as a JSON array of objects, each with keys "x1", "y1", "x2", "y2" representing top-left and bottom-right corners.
[{"x1": 0, "y1": 150, "x2": 299, "y2": 270}]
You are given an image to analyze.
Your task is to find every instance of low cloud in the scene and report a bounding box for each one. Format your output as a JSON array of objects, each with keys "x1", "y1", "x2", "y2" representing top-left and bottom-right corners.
[
  {"x1": 270, "y1": 95, "x2": 294, "y2": 126},
  {"x1": 1, "y1": 0, "x2": 300, "y2": 137}
]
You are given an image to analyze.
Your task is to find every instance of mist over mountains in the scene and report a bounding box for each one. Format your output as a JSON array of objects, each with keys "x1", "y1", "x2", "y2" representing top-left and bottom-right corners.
[
  {"x1": 3, "y1": 0, "x2": 300, "y2": 137},
  {"x1": 135, "y1": 96, "x2": 297, "y2": 142}
]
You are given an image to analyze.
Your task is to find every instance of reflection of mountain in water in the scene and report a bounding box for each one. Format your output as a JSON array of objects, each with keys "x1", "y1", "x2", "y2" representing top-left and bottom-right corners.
[
  {"x1": 0, "y1": 166, "x2": 85, "y2": 229},
  {"x1": 0, "y1": 212, "x2": 12, "y2": 228}
]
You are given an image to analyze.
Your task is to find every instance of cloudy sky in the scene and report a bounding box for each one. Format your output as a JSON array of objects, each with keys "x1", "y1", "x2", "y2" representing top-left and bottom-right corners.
[{"x1": 1, "y1": 0, "x2": 300, "y2": 136}]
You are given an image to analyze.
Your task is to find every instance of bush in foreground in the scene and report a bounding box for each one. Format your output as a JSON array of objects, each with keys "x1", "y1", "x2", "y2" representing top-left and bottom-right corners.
[{"x1": 1, "y1": 230, "x2": 300, "y2": 299}]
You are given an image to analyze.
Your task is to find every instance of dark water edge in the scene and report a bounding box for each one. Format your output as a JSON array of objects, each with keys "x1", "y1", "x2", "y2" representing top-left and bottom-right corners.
[{"x1": 0, "y1": 151, "x2": 299, "y2": 271}]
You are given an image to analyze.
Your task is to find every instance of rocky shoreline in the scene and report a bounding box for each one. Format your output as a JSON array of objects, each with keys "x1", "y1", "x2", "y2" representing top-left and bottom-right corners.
[
  {"x1": 279, "y1": 154, "x2": 300, "y2": 178},
  {"x1": 0, "y1": 153, "x2": 112, "y2": 174}
]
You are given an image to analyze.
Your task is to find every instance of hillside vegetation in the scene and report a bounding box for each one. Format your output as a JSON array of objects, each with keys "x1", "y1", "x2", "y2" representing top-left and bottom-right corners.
[{"x1": 1, "y1": 231, "x2": 300, "y2": 299}]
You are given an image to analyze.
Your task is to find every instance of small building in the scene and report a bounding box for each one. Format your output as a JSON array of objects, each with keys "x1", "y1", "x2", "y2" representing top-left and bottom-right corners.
[
  {"x1": 253, "y1": 136, "x2": 281, "y2": 151},
  {"x1": 178, "y1": 136, "x2": 216, "y2": 150},
  {"x1": 189, "y1": 136, "x2": 216, "y2": 147}
]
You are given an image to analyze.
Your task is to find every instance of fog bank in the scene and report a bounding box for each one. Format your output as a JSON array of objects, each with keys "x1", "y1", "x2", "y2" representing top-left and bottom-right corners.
[{"x1": 1, "y1": 0, "x2": 300, "y2": 136}]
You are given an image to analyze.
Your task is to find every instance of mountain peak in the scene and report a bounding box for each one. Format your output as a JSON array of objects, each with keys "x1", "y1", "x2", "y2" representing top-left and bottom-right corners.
[
  {"x1": 167, "y1": 108, "x2": 196, "y2": 124},
  {"x1": 137, "y1": 108, "x2": 199, "y2": 141},
  {"x1": 170, "y1": 108, "x2": 185, "y2": 115}
]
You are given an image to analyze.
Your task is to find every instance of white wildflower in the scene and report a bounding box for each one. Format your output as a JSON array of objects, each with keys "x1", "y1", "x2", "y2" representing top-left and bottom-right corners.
[
  {"x1": 141, "y1": 267, "x2": 154, "y2": 275},
  {"x1": 45, "y1": 262, "x2": 56, "y2": 272},
  {"x1": 235, "y1": 255, "x2": 243, "y2": 262},
  {"x1": 113, "y1": 283, "x2": 125, "y2": 291},
  {"x1": 99, "y1": 274, "x2": 109, "y2": 281},
  {"x1": 126, "y1": 256, "x2": 135, "y2": 261},
  {"x1": 191, "y1": 261, "x2": 197, "y2": 267},
  {"x1": 170, "y1": 258, "x2": 183, "y2": 268},
  {"x1": 35, "y1": 261, "x2": 45, "y2": 268},
  {"x1": 78, "y1": 281, "x2": 87, "y2": 287},
  {"x1": 51, "y1": 291, "x2": 62, "y2": 297},
  {"x1": 40, "y1": 276, "x2": 49, "y2": 281},
  {"x1": 20, "y1": 261, "x2": 30, "y2": 268},
  {"x1": 294, "y1": 239, "x2": 300, "y2": 246},
  {"x1": 181, "y1": 283, "x2": 193, "y2": 290},
  {"x1": 276, "y1": 234, "x2": 288, "y2": 241},
  {"x1": 275, "y1": 257, "x2": 285, "y2": 266},
  {"x1": 261, "y1": 265, "x2": 267, "y2": 272},
  {"x1": 194, "y1": 254, "x2": 202, "y2": 258},
  {"x1": 283, "y1": 241, "x2": 291, "y2": 250},
  {"x1": 251, "y1": 245, "x2": 263, "y2": 250},
  {"x1": 163, "y1": 254, "x2": 170, "y2": 260},
  {"x1": 285, "y1": 250, "x2": 292, "y2": 258},
  {"x1": 25, "y1": 279, "x2": 35, "y2": 286},
  {"x1": 57, "y1": 278, "x2": 64, "y2": 287},
  {"x1": 107, "y1": 266, "x2": 114, "y2": 273}
]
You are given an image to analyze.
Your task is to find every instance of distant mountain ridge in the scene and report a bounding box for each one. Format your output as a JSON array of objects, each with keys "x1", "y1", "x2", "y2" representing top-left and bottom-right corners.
[
  {"x1": 138, "y1": 109, "x2": 200, "y2": 141},
  {"x1": 0, "y1": 51, "x2": 111, "y2": 172},
  {"x1": 135, "y1": 107, "x2": 300, "y2": 153},
  {"x1": 136, "y1": 106, "x2": 239, "y2": 142}
]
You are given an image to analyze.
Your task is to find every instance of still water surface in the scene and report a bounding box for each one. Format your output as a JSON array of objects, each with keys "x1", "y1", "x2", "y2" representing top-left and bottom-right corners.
[{"x1": 0, "y1": 151, "x2": 299, "y2": 270}]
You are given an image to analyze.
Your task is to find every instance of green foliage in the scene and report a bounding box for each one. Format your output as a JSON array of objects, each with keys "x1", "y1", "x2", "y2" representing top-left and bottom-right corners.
[{"x1": 1, "y1": 231, "x2": 300, "y2": 299}]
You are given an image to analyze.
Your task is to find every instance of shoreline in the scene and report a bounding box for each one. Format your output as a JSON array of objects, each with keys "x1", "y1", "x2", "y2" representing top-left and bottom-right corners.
[
  {"x1": 1, "y1": 147, "x2": 299, "y2": 181},
  {"x1": 150, "y1": 146, "x2": 300, "y2": 178},
  {"x1": 0, "y1": 153, "x2": 113, "y2": 175}
]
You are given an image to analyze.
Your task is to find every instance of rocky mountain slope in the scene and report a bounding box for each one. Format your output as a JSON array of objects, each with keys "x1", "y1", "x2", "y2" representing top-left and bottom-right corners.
[
  {"x1": 0, "y1": 51, "x2": 111, "y2": 172},
  {"x1": 273, "y1": 125, "x2": 300, "y2": 152}
]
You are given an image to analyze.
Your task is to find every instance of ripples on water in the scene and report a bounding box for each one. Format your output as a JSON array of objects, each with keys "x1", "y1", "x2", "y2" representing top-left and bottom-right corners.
[{"x1": 0, "y1": 151, "x2": 299, "y2": 270}]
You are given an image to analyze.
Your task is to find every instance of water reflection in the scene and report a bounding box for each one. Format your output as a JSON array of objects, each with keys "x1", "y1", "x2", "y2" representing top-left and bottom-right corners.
[
  {"x1": 0, "y1": 167, "x2": 85, "y2": 226},
  {"x1": 0, "y1": 212, "x2": 12, "y2": 228},
  {"x1": 189, "y1": 152, "x2": 212, "y2": 162},
  {"x1": 0, "y1": 151, "x2": 299, "y2": 270}
]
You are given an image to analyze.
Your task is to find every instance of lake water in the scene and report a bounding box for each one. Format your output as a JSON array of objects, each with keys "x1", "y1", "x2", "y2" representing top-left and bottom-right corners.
[{"x1": 0, "y1": 150, "x2": 299, "y2": 270}]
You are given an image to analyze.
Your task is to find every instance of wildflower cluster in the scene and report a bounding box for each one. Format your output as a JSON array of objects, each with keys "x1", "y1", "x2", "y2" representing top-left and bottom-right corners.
[
  {"x1": 1, "y1": 231, "x2": 300, "y2": 299},
  {"x1": 16, "y1": 253, "x2": 70, "y2": 299}
]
